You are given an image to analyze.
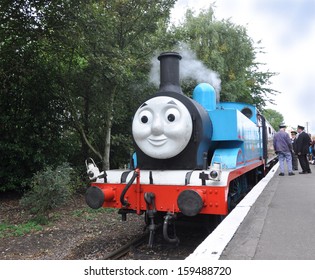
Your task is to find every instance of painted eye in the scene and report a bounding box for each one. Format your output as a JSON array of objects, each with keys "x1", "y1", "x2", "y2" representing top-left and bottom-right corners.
[
  {"x1": 167, "y1": 114, "x2": 175, "y2": 122},
  {"x1": 141, "y1": 116, "x2": 148, "y2": 123},
  {"x1": 165, "y1": 108, "x2": 180, "y2": 123},
  {"x1": 139, "y1": 110, "x2": 152, "y2": 124}
]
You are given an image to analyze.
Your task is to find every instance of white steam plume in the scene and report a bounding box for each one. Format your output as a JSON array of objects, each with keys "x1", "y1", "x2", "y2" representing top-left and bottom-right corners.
[
  {"x1": 149, "y1": 43, "x2": 221, "y2": 101},
  {"x1": 149, "y1": 54, "x2": 161, "y2": 88}
]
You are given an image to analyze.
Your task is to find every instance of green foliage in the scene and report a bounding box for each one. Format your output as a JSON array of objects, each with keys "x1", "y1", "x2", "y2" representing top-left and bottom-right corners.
[
  {"x1": 58, "y1": 0, "x2": 177, "y2": 170},
  {"x1": 20, "y1": 163, "x2": 74, "y2": 223},
  {"x1": 0, "y1": 0, "x2": 82, "y2": 192},
  {"x1": 0, "y1": 0, "x2": 176, "y2": 190},
  {"x1": 173, "y1": 6, "x2": 278, "y2": 109},
  {"x1": 262, "y1": 108, "x2": 284, "y2": 130}
]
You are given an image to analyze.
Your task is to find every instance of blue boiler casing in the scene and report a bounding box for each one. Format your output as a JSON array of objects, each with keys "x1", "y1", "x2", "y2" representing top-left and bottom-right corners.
[{"x1": 193, "y1": 83, "x2": 263, "y2": 170}]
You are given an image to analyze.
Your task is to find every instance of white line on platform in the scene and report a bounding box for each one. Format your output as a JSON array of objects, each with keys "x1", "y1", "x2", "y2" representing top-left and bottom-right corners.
[{"x1": 185, "y1": 163, "x2": 279, "y2": 260}]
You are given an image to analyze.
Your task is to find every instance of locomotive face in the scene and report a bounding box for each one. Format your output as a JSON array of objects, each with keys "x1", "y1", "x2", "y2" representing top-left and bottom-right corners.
[{"x1": 132, "y1": 96, "x2": 193, "y2": 159}]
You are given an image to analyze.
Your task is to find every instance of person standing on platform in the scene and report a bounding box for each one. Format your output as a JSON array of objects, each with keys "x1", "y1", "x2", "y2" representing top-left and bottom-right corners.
[
  {"x1": 290, "y1": 130, "x2": 298, "y2": 170},
  {"x1": 295, "y1": 125, "x2": 312, "y2": 174},
  {"x1": 311, "y1": 136, "x2": 315, "y2": 165},
  {"x1": 273, "y1": 123, "x2": 295, "y2": 176}
]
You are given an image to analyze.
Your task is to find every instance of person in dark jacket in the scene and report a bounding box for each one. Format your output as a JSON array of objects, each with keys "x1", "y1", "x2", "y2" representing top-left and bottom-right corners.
[
  {"x1": 295, "y1": 125, "x2": 312, "y2": 174},
  {"x1": 290, "y1": 131, "x2": 298, "y2": 170},
  {"x1": 311, "y1": 135, "x2": 315, "y2": 165},
  {"x1": 273, "y1": 124, "x2": 294, "y2": 176}
]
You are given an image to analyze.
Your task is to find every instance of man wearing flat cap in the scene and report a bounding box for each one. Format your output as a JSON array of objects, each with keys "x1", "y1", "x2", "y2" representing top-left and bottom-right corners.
[
  {"x1": 273, "y1": 123, "x2": 294, "y2": 176},
  {"x1": 295, "y1": 125, "x2": 312, "y2": 174}
]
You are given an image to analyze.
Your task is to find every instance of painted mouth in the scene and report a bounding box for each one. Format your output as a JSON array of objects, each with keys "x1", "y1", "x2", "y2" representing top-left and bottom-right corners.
[{"x1": 148, "y1": 137, "x2": 167, "y2": 147}]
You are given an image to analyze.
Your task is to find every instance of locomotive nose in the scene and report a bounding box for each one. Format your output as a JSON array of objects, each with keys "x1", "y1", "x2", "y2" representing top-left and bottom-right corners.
[{"x1": 151, "y1": 115, "x2": 163, "y2": 136}]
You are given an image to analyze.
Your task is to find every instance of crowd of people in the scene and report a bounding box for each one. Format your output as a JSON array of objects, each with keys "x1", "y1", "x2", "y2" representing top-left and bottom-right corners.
[{"x1": 273, "y1": 124, "x2": 315, "y2": 176}]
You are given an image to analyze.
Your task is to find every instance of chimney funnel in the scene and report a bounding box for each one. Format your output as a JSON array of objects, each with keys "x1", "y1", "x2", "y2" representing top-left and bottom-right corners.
[{"x1": 158, "y1": 52, "x2": 182, "y2": 94}]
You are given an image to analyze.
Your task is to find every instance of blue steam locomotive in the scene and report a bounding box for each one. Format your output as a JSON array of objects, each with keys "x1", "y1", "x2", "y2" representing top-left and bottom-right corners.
[{"x1": 85, "y1": 52, "x2": 276, "y2": 245}]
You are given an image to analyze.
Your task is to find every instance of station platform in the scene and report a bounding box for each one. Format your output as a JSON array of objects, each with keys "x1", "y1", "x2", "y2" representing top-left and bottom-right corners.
[{"x1": 186, "y1": 162, "x2": 315, "y2": 260}]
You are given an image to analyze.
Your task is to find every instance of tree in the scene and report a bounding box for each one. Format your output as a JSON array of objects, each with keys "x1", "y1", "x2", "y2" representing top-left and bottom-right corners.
[
  {"x1": 0, "y1": 0, "x2": 176, "y2": 191},
  {"x1": 57, "y1": 0, "x2": 176, "y2": 171},
  {"x1": 262, "y1": 109, "x2": 284, "y2": 130},
  {"x1": 0, "y1": 0, "x2": 81, "y2": 191},
  {"x1": 173, "y1": 6, "x2": 278, "y2": 110}
]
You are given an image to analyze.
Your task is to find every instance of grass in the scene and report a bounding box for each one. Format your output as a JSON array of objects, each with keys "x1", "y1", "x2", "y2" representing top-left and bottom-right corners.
[
  {"x1": 0, "y1": 206, "x2": 115, "y2": 238},
  {"x1": 0, "y1": 221, "x2": 43, "y2": 238}
]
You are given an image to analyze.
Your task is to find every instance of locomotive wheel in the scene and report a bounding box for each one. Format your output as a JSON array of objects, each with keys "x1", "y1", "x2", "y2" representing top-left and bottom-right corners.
[{"x1": 228, "y1": 174, "x2": 249, "y2": 212}]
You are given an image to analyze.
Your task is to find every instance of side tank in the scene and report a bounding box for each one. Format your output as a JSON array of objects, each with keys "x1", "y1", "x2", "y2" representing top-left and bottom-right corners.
[{"x1": 193, "y1": 84, "x2": 264, "y2": 169}]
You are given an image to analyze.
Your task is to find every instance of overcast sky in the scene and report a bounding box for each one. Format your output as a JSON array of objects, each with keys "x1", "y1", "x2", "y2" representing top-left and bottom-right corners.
[{"x1": 171, "y1": 0, "x2": 315, "y2": 134}]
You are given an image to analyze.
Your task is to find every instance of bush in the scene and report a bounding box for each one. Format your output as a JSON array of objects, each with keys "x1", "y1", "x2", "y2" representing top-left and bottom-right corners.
[{"x1": 20, "y1": 163, "x2": 74, "y2": 224}]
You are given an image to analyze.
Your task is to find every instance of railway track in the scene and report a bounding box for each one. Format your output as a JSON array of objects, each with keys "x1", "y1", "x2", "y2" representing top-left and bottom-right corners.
[
  {"x1": 64, "y1": 214, "x2": 219, "y2": 260},
  {"x1": 105, "y1": 225, "x2": 209, "y2": 260},
  {"x1": 103, "y1": 232, "x2": 149, "y2": 260}
]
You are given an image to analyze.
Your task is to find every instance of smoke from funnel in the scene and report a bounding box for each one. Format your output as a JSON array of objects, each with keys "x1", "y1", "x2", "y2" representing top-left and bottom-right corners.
[{"x1": 149, "y1": 43, "x2": 221, "y2": 101}]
